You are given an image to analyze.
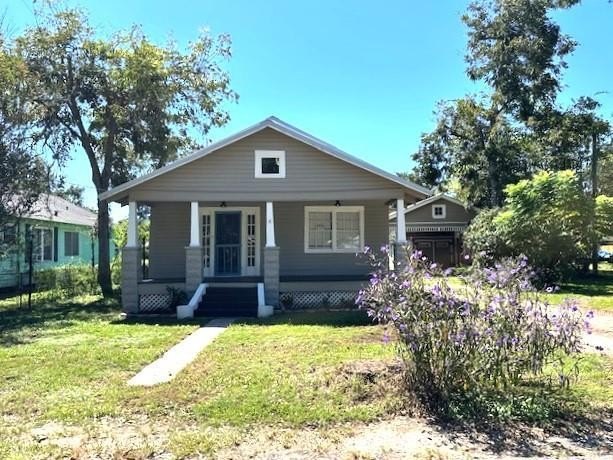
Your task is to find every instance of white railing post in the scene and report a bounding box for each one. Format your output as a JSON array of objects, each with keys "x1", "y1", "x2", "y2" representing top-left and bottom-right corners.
[
  {"x1": 189, "y1": 201, "x2": 200, "y2": 247},
  {"x1": 265, "y1": 201, "x2": 276, "y2": 247},
  {"x1": 396, "y1": 198, "x2": 407, "y2": 243},
  {"x1": 127, "y1": 201, "x2": 138, "y2": 248}
]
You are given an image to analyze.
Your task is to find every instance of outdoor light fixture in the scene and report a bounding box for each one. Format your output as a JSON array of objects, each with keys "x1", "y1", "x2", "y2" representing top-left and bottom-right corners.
[
  {"x1": 220, "y1": 201, "x2": 227, "y2": 208},
  {"x1": 335, "y1": 200, "x2": 341, "y2": 207}
]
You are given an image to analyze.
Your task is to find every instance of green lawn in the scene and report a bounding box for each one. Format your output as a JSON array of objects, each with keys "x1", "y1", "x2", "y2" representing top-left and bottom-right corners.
[
  {"x1": 444, "y1": 264, "x2": 613, "y2": 312},
  {"x1": 0, "y1": 296, "x2": 611, "y2": 459},
  {"x1": 544, "y1": 266, "x2": 613, "y2": 312}
]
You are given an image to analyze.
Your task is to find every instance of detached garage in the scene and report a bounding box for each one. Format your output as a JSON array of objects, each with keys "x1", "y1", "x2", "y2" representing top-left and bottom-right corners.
[{"x1": 391, "y1": 194, "x2": 476, "y2": 267}]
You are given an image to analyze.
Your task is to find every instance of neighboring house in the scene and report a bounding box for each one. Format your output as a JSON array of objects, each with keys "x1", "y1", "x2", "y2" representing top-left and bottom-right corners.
[
  {"x1": 390, "y1": 193, "x2": 475, "y2": 267},
  {"x1": 99, "y1": 116, "x2": 430, "y2": 317},
  {"x1": 0, "y1": 195, "x2": 112, "y2": 290}
]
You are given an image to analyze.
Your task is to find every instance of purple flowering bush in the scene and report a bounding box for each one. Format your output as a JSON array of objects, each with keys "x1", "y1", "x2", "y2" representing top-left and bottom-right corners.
[{"x1": 357, "y1": 247, "x2": 590, "y2": 409}]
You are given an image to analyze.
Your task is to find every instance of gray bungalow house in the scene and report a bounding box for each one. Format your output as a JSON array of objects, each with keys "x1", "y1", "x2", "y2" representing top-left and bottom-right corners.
[{"x1": 100, "y1": 117, "x2": 430, "y2": 318}]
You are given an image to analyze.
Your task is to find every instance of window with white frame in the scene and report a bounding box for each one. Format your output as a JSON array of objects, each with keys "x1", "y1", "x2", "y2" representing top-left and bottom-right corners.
[
  {"x1": 304, "y1": 206, "x2": 364, "y2": 253},
  {"x1": 255, "y1": 150, "x2": 285, "y2": 178},
  {"x1": 31, "y1": 228, "x2": 53, "y2": 262},
  {"x1": 202, "y1": 214, "x2": 211, "y2": 269},
  {"x1": 432, "y1": 204, "x2": 446, "y2": 219}
]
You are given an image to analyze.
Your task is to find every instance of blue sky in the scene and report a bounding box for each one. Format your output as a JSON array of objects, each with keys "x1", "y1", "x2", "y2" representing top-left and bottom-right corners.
[{"x1": 5, "y1": 0, "x2": 612, "y2": 220}]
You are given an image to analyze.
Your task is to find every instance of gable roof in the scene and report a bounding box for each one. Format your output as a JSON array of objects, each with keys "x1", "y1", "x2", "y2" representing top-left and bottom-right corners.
[
  {"x1": 404, "y1": 193, "x2": 467, "y2": 214},
  {"x1": 25, "y1": 194, "x2": 97, "y2": 227},
  {"x1": 389, "y1": 193, "x2": 468, "y2": 220},
  {"x1": 99, "y1": 116, "x2": 431, "y2": 202}
]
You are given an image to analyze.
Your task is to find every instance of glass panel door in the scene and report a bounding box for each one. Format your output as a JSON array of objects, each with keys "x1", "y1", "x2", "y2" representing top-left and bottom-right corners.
[{"x1": 215, "y1": 212, "x2": 241, "y2": 276}]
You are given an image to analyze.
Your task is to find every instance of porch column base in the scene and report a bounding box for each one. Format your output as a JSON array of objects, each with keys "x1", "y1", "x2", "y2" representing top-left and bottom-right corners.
[
  {"x1": 121, "y1": 247, "x2": 141, "y2": 313},
  {"x1": 185, "y1": 246, "x2": 204, "y2": 295},
  {"x1": 264, "y1": 246, "x2": 280, "y2": 307},
  {"x1": 394, "y1": 242, "x2": 410, "y2": 269}
]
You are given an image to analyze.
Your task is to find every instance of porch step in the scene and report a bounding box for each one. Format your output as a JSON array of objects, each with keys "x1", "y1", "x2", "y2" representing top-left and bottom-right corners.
[{"x1": 195, "y1": 286, "x2": 258, "y2": 317}]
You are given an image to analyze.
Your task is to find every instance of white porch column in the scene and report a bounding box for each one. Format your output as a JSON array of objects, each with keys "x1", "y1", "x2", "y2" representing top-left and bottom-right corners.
[
  {"x1": 265, "y1": 201, "x2": 276, "y2": 247},
  {"x1": 126, "y1": 201, "x2": 138, "y2": 248},
  {"x1": 396, "y1": 198, "x2": 407, "y2": 243},
  {"x1": 189, "y1": 201, "x2": 200, "y2": 247}
]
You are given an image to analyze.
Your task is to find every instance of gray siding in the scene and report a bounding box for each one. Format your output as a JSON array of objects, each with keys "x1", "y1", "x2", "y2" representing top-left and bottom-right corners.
[
  {"x1": 148, "y1": 202, "x2": 189, "y2": 279},
  {"x1": 405, "y1": 198, "x2": 474, "y2": 223},
  {"x1": 129, "y1": 128, "x2": 410, "y2": 202},
  {"x1": 276, "y1": 201, "x2": 387, "y2": 276},
  {"x1": 147, "y1": 200, "x2": 387, "y2": 279}
]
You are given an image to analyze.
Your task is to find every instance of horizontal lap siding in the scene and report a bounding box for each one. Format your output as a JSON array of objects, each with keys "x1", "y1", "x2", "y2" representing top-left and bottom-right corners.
[
  {"x1": 406, "y1": 199, "x2": 473, "y2": 223},
  {"x1": 149, "y1": 203, "x2": 189, "y2": 279},
  {"x1": 276, "y1": 201, "x2": 387, "y2": 276},
  {"x1": 134, "y1": 128, "x2": 402, "y2": 198}
]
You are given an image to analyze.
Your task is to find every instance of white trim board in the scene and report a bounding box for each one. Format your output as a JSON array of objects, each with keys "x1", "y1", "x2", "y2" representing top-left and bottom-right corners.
[
  {"x1": 390, "y1": 193, "x2": 468, "y2": 220},
  {"x1": 99, "y1": 116, "x2": 432, "y2": 202}
]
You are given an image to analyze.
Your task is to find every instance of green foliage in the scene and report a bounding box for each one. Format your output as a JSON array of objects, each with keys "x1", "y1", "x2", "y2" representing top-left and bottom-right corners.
[
  {"x1": 465, "y1": 170, "x2": 605, "y2": 279},
  {"x1": 595, "y1": 195, "x2": 613, "y2": 238},
  {"x1": 463, "y1": 208, "x2": 509, "y2": 261},
  {"x1": 359, "y1": 249, "x2": 588, "y2": 416},
  {"x1": 8, "y1": 5, "x2": 237, "y2": 294},
  {"x1": 463, "y1": 0, "x2": 579, "y2": 120},
  {"x1": 33, "y1": 264, "x2": 99, "y2": 299},
  {"x1": 412, "y1": 97, "x2": 528, "y2": 207},
  {"x1": 112, "y1": 219, "x2": 150, "y2": 250},
  {"x1": 0, "y1": 35, "x2": 50, "y2": 227},
  {"x1": 410, "y1": 0, "x2": 612, "y2": 211}
]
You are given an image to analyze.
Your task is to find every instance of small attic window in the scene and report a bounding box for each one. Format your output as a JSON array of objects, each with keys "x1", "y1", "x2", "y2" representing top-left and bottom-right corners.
[
  {"x1": 255, "y1": 150, "x2": 285, "y2": 178},
  {"x1": 432, "y1": 204, "x2": 446, "y2": 219}
]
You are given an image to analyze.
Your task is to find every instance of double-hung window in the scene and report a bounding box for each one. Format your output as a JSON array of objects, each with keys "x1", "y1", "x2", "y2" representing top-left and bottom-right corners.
[{"x1": 304, "y1": 206, "x2": 364, "y2": 253}]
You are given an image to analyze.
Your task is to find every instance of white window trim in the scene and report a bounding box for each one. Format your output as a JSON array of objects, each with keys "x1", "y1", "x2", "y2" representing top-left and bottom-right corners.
[
  {"x1": 304, "y1": 206, "x2": 364, "y2": 254},
  {"x1": 35, "y1": 227, "x2": 54, "y2": 262},
  {"x1": 255, "y1": 150, "x2": 286, "y2": 178},
  {"x1": 432, "y1": 204, "x2": 446, "y2": 219}
]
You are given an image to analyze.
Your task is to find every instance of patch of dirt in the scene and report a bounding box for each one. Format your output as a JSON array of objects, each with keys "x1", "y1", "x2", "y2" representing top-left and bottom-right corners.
[
  {"x1": 585, "y1": 309, "x2": 613, "y2": 355},
  {"x1": 24, "y1": 412, "x2": 613, "y2": 459}
]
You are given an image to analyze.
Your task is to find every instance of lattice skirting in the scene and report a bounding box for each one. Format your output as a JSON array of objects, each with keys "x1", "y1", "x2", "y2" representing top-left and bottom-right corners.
[
  {"x1": 279, "y1": 290, "x2": 358, "y2": 310},
  {"x1": 139, "y1": 293, "x2": 173, "y2": 313}
]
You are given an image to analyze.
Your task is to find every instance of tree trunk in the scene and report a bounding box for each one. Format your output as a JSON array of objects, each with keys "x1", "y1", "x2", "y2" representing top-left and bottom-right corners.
[
  {"x1": 97, "y1": 199, "x2": 113, "y2": 297},
  {"x1": 487, "y1": 155, "x2": 500, "y2": 207},
  {"x1": 591, "y1": 132, "x2": 599, "y2": 275}
]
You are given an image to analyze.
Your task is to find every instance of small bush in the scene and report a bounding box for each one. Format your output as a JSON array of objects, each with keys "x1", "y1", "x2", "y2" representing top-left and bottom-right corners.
[
  {"x1": 33, "y1": 264, "x2": 99, "y2": 299},
  {"x1": 356, "y1": 247, "x2": 590, "y2": 413}
]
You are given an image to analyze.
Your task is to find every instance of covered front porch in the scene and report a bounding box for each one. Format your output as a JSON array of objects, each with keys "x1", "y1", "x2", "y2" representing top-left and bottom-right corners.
[{"x1": 121, "y1": 196, "x2": 411, "y2": 317}]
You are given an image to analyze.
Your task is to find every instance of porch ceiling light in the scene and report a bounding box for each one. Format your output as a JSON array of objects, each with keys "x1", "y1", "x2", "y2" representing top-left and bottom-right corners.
[
  {"x1": 220, "y1": 201, "x2": 227, "y2": 208},
  {"x1": 335, "y1": 200, "x2": 341, "y2": 207}
]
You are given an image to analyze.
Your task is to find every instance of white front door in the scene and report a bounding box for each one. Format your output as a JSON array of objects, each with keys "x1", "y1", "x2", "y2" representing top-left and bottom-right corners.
[{"x1": 200, "y1": 207, "x2": 260, "y2": 277}]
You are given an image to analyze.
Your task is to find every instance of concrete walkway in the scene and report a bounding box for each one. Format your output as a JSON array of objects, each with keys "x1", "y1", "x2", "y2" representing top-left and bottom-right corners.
[{"x1": 128, "y1": 318, "x2": 234, "y2": 386}]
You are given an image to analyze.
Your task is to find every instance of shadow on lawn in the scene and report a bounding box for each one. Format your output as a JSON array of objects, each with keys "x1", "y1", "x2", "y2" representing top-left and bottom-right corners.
[
  {"x1": 429, "y1": 384, "x2": 613, "y2": 457},
  {"x1": 559, "y1": 269, "x2": 613, "y2": 296},
  {"x1": 0, "y1": 297, "x2": 120, "y2": 347}
]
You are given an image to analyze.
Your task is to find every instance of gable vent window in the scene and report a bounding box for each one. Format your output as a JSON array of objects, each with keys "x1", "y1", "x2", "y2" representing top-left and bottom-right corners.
[
  {"x1": 432, "y1": 204, "x2": 446, "y2": 219},
  {"x1": 255, "y1": 150, "x2": 286, "y2": 178}
]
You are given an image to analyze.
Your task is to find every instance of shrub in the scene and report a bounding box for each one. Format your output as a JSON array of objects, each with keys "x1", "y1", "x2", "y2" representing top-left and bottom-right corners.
[
  {"x1": 465, "y1": 170, "x2": 602, "y2": 281},
  {"x1": 33, "y1": 264, "x2": 99, "y2": 298},
  {"x1": 356, "y1": 247, "x2": 589, "y2": 412}
]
